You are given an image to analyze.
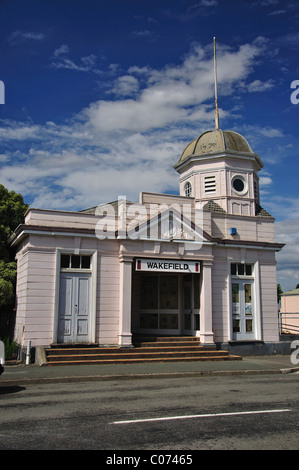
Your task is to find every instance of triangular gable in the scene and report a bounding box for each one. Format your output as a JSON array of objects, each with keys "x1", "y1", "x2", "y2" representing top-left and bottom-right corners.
[
  {"x1": 95, "y1": 198, "x2": 213, "y2": 248},
  {"x1": 125, "y1": 204, "x2": 211, "y2": 247}
]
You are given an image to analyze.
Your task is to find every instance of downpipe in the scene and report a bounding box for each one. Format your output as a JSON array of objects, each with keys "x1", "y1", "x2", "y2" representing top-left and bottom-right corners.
[{"x1": 26, "y1": 340, "x2": 31, "y2": 365}]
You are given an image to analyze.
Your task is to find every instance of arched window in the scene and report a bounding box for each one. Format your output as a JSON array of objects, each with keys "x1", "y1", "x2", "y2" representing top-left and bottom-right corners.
[{"x1": 184, "y1": 181, "x2": 192, "y2": 197}]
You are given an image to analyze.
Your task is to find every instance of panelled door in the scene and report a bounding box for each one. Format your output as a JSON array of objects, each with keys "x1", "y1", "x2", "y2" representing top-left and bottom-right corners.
[
  {"x1": 58, "y1": 272, "x2": 91, "y2": 343},
  {"x1": 231, "y1": 280, "x2": 254, "y2": 340}
]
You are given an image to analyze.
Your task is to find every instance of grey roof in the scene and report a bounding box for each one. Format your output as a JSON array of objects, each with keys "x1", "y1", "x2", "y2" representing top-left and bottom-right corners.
[
  {"x1": 203, "y1": 200, "x2": 226, "y2": 214},
  {"x1": 80, "y1": 200, "x2": 135, "y2": 215},
  {"x1": 255, "y1": 205, "x2": 274, "y2": 219},
  {"x1": 203, "y1": 201, "x2": 274, "y2": 219},
  {"x1": 176, "y1": 129, "x2": 263, "y2": 169},
  {"x1": 281, "y1": 288, "x2": 299, "y2": 296}
]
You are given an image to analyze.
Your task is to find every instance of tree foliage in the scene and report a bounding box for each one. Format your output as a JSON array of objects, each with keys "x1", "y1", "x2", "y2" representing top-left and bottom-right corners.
[
  {"x1": 277, "y1": 284, "x2": 283, "y2": 303},
  {"x1": 0, "y1": 261, "x2": 17, "y2": 306},
  {"x1": 0, "y1": 184, "x2": 29, "y2": 262},
  {"x1": 0, "y1": 185, "x2": 28, "y2": 309}
]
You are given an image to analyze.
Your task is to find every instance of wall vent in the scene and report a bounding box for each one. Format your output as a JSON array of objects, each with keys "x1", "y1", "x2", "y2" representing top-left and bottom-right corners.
[{"x1": 204, "y1": 175, "x2": 216, "y2": 194}]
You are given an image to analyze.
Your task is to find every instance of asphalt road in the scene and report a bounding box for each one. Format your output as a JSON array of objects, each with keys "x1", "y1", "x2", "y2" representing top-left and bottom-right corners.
[{"x1": 0, "y1": 373, "x2": 298, "y2": 452}]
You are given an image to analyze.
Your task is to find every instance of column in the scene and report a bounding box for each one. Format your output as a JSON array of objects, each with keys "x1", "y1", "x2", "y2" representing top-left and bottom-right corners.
[
  {"x1": 119, "y1": 254, "x2": 133, "y2": 347},
  {"x1": 200, "y1": 260, "x2": 215, "y2": 346}
]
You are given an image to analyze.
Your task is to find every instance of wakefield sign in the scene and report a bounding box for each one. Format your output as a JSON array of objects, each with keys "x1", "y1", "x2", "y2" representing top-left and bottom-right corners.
[{"x1": 136, "y1": 258, "x2": 200, "y2": 273}]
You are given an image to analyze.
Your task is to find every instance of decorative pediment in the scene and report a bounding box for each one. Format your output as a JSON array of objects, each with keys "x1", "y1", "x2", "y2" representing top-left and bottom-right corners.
[{"x1": 125, "y1": 204, "x2": 210, "y2": 247}]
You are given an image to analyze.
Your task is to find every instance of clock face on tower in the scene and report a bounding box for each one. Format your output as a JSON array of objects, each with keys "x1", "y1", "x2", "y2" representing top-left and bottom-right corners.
[{"x1": 231, "y1": 175, "x2": 247, "y2": 195}]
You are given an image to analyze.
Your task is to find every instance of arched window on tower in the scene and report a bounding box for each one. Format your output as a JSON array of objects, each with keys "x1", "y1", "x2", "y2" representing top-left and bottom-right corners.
[{"x1": 184, "y1": 181, "x2": 192, "y2": 197}]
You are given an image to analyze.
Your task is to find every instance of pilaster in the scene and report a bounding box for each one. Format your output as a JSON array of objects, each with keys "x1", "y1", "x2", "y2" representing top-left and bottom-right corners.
[
  {"x1": 200, "y1": 260, "x2": 215, "y2": 346},
  {"x1": 118, "y1": 254, "x2": 133, "y2": 347}
]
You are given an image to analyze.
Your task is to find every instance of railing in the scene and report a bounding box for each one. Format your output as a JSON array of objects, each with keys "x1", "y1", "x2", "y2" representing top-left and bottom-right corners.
[{"x1": 279, "y1": 312, "x2": 299, "y2": 334}]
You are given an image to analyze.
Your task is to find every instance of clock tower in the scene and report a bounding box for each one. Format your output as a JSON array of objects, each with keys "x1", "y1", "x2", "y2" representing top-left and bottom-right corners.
[{"x1": 174, "y1": 128, "x2": 263, "y2": 217}]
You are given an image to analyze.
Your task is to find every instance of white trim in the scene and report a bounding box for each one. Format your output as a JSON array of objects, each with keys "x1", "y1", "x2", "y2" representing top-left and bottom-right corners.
[
  {"x1": 227, "y1": 259, "x2": 233, "y2": 341},
  {"x1": 175, "y1": 151, "x2": 261, "y2": 172},
  {"x1": 231, "y1": 174, "x2": 248, "y2": 196},
  {"x1": 30, "y1": 229, "x2": 96, "y2": 238},
  {"x1": 53, "y1": 250, "x2": 61, "y2": 344},
  {"x1": 10, "y1": 229, "x2": 97, "y2": 247},
  {"x1": 223, "y1": 243, "x2": 281, "y2": 251},
  {"x1": 254, "y1": 261, "x2": 262, "y2": 341},
  {"x1": 227, "y1": 260, "x2": 261, "y2": 341},
  {"x1": 180, "y1": 165, "x2": 255, "y2": 183},
  {"x1": 53, "y1": 248, "x2": 97, "y2": 344}
]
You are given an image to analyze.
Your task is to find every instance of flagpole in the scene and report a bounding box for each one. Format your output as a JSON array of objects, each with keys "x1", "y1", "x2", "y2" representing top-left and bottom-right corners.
[{"x1": 213, "y1": 37, "x2": 220, "y2": 130}]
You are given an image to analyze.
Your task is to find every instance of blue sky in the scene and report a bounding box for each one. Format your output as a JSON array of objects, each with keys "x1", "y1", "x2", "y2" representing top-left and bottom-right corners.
[{"x1": 0, "y1": 0, "x2": 298, "y2": 291}]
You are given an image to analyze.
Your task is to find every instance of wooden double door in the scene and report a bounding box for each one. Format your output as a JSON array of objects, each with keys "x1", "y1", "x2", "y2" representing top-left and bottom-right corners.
[{"x1": 58, "y1": 272, "x2": 91, "y2": 343}]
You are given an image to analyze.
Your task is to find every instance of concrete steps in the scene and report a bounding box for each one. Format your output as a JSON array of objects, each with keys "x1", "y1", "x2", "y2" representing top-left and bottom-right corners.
[{"x1": 45, "y1": 336, "x2": 241, "y2": 366}]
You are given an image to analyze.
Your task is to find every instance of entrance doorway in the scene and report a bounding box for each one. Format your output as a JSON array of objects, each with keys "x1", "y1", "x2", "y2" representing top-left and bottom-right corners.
[
  {"x1": 58, "y1": 272, "x2": 91, "y2": 343},
  {"x1": 137, "y1": 272, "x2": 200, "y2": 336},
  {"x1": 231, "y1": 280, "x2": 254, "y2": 340},
  {"x1": 182, "y1": 274, "x2": 200, "y2": 335},
  {"x1": 139, "y1": 274, "x2": 179, "y2": 335}
]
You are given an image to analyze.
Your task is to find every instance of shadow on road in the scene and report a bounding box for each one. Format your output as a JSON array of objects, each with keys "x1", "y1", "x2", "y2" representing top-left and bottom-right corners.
[{"x1": 0, "y1": 386, "x2": 26, "y2": 395}]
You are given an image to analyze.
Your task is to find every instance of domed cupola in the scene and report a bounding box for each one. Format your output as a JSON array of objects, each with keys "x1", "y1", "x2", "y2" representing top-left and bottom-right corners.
[
  {"x1": 174, "y1": 128, "x2": 264, "y2": 216},
  {"x1": 178, "y1": 129, "x2": 262, "y2": 165}
]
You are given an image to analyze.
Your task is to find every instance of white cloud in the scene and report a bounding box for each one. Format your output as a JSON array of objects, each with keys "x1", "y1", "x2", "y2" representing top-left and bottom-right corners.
[
  {"x1": 50, "y1": 45, "x2": 100, "y2": 74},
  {"x1": 84, "y1": 41, "x2": 268, "y2": 134},
  {"x1": 247, "y1": 79, "x2": 275, "y2": 92},
  {"x1": 188, "y1": 0, "x2": 218, "y2": 9},
  {"x1": 0, "y1": 38, "x2": 286, "y2": 213},
  {"x1": 268, "y1": 9, "x2": 286, "y2": 16},
  {"x1": 132, "y1": 30, "x2": 152, "y2": 37},
  {"x1": 259, "y1": 127, "x2": 283, "y2": 138},
  {"x1": 53, "y1": 44, "x2": 70, "y2": 57},
  {"x1": 259, "y1": 176, "x2": 272, "y2": 186},
  {"x1": 0, "y1": 122, "x2": 41, "y2": 140},
  {"x1": 267, "y1": 196, "x2": 299, "y2": 221},
  {"x1": 8, "y1": 30, "x2": 46, "y2": 45},
  {"x1": 199, "y1": 0, "x2": 218, "y2": 5},
  {"x1": 110, "y1": 75, "x2": 139, "y2": 97},
  {"x1": 261, "y1": 143, "x2": 293, "y2": 164}
]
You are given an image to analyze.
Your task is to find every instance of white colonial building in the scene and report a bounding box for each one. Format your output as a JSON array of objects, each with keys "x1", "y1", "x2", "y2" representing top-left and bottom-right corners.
[{"x1": 10, "y1": 128, "x2": 284, "y2": 356}]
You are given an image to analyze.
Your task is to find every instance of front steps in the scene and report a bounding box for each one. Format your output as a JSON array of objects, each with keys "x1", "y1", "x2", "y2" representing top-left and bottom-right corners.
[{"x1": 44, "y1": 336, "x2": 242, "y2": 366}]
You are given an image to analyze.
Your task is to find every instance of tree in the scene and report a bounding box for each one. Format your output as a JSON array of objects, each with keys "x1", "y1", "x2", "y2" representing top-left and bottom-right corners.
[
  {"x1": 0, "y1": 261, "x2": 16, "y2": 306},
  {"x1": 0, "y1": 184, "x2": 29, "y2": 261},
  {"x1": 0, "y1": 185, "x2": 28, "y2": 338},
  {"x1": 277, "y1": 283, "x2": 283, "y2": 303}
]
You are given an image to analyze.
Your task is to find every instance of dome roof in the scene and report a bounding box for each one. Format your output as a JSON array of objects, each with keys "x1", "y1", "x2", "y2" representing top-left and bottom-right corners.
[{"x1": 176, "y1": 129, "x2": 262, "y2": 167}]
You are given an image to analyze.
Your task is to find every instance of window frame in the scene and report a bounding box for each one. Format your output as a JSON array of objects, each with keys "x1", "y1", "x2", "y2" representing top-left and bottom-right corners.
[
  {"x1": 60, "y1": 253, "x2": 92, "y2": 272},
  {"x1": 230, "y1": 262, "x2": 254, "y2": 278},
  {"x1": 184, "y1": 181, "x2": 192, "y2": 197},
  {"x1": 231, "y1": 175, "x2": 248, "y2": 196}
]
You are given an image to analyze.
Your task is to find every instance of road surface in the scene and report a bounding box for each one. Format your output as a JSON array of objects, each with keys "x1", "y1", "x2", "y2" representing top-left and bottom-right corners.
[{"x1": 0, "y1": 373, "x2": 298, "y2": 451}]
